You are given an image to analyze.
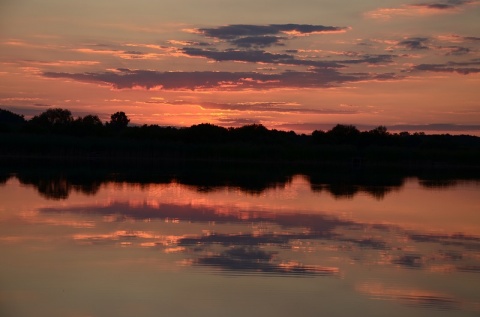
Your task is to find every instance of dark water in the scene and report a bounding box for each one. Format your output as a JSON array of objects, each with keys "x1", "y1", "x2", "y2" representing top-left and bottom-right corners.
[{"x1": 1, "y1": 167, "x2": 479, "y2": 317}]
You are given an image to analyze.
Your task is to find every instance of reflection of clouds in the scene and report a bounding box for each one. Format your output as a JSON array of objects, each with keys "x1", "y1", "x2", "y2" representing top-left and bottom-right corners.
[
  {"x1": 72, "y1": 230, "x2": 184, "y2": 247},
  {"x1": 194, "y1": 246, "x2": 338, "y2": 276},
  {"x1": 28, "y1": 218, "x2": 95, "y2": 228},
  {"x1": 392, "y1": 254, "x2": 424, "y2": 268},
  {"x1": 39, "y1": 200, "x2": 480, "y2": 278},
  {"x1": 3, "y1": 171, "x2": 480, "y2": 314},
  {"x1": 4, "y1": 194, "x2": 477, "y2": 312},
  {"x1": 408, "y1": 232, "x2": 480, "y2": 250},
  {"x1": 356, "y1": 282, "x2": 461, "y2": 310}
]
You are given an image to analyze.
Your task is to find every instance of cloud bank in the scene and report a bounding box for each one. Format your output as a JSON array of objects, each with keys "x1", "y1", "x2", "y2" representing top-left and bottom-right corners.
[{"x1": 43, "y1": 67, "x2": 397, "y2": 91}]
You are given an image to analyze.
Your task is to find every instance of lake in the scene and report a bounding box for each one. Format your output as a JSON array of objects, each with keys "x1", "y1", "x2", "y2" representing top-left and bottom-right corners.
[{"x1": 1, "y1": 165, "x2": 480, "y2": 317}]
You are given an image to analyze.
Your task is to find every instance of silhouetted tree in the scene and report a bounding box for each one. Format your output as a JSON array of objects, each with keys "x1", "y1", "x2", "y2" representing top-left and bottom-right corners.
[
  {"x1": 311, "y1": 130, "x2": 326, "y2": 143},
  {"x1": 327, "y1": 124, "x2": 360, "y2": 144},
  {"x1": 182, "y1": 123, "x2": 228, "y2": 143},
  {"x1": 28, "y1": 108, "x2": 73, "y2": 133},
  {"x1": 369, "y1": 125, "x2": 388, "y2": 136},
  {"x1": 80, "y1": 114, "x2": 103, "y2": 127},
  {"x1": 362, "y1": 125, "x2": 390, "y2": 146},
  {"x1": 34, "y1": 108, "x2": 73, "y2": 125},
  {"x1": 329, "y1": 124, "x2": 360, "y2": 136},
  {"x1": 72, "y1": 114, "x2": 104, "y2": 136},
  {"x1": 109, "y1": 111, "x2": 129, "y2": 129},
  {"x1": 0, "y1": 108, "x2": 26, "y2": 132},
  {"x1": 231, "y1": 124, "x2": 269, "y2": 142}
]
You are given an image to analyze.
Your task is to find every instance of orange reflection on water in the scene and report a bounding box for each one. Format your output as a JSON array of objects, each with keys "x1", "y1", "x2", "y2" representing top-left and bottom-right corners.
[{"x1": 356, "y1": 282, "x2": 464, "y2": 311}]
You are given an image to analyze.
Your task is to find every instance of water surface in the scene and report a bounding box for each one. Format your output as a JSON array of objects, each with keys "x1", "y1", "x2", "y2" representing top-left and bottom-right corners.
[{"x1": 1, "y1": 169, "x2": 479, "y2": 317}]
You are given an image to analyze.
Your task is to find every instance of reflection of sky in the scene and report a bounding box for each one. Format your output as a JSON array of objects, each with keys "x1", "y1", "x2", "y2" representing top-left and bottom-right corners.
[{"x1": 1, "y1": 176, "x2": 480, "y2": 316}]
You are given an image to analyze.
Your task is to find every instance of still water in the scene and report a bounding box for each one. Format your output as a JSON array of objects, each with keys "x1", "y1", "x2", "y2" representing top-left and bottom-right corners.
[{"x1": 1, "y1": 168, "x2": 480, "y2": 317}]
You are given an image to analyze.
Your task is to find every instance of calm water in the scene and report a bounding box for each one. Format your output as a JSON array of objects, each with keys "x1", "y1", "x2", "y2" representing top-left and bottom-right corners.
[{"x1": 1, "y1": 169, "x2": 480, "y2": 317}]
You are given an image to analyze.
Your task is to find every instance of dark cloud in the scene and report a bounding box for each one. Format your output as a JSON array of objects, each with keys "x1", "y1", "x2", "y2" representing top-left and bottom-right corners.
[
  {"x1": 421, "y1": 3, "x2": 457, "y2": 9},
  {"x1": 198, "y1": 24, "x2": 347, "y2": 40},
  {"x1": 396, "y1": 36, "x2": 476, "y2": 55},
  {"x1": 181, "y1": 47, "x2": 343, "y2": 68},
  {"x1": 340, "y1": 54, "x2": 395, "y2": 65},
  {"x1": 43, "y1": 67, "x2": 387, "y2": 90},
  {"x1": 413, "y1": 60, "x2": 480, "y2": 74},
  {"x1": 230, "y1": 36, "x2": 285, "y2": 48},
  {"x1": 123, "y1": 50, "x2": 144, "y2": 55},
  {"x1": 413, "y1": 0, "x2": 474, "y2": 9},
  {"x1": 43, "y1": 69, "x2": 264, "y2": 90},
  {"x1": 196, "y1": 24, "x2": 348, "y2": 48},
  {"x1": 398, "y1": 37, "x2": 430, "y2": 50},
  {"x1": 183, "y1": 47, "x2": 394, "y2": 68},
  {"x1": 443, "y1": 46, "x2": 471, "y2": 55}
]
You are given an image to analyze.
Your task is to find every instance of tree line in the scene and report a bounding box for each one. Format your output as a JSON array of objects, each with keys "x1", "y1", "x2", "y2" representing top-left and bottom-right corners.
[
  {"x1": 1, "y1": 107, "x2": 479, "y2": 165},
  {"x1": 1, "y1": 107, "x2": 475, "y2": 140}
]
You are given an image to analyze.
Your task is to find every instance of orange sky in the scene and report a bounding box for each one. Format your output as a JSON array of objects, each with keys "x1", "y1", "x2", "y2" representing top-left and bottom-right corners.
[{"x1": 1, "y1": 0, "x2": 479, "y2": 134}]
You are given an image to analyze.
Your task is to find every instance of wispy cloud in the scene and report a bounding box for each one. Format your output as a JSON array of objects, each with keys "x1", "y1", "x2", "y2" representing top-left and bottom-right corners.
[
  {"x1": 18, "y1": 60, "x2": 101, "y2": 67},
  {"x1": 200, "y1": 101, "x2": 358, "y2": 114},
  {"x1": 413, "y1": 60, "x2": 480, "y2": 74},
  {"x1": 366, "y1": 0, "x2": 479, "y2": 20},
  {"x1": 73, "y1": 47, "x2": 167, "y2": 60}
]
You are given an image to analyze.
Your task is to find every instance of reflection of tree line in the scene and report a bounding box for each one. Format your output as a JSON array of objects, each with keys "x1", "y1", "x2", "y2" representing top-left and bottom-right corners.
[
  {"x1": 1, "y1": 108, "x2": 480, "y2": 165},
  {"x1": 2, "y1": 163, "x2": 479, "y2": 200}
]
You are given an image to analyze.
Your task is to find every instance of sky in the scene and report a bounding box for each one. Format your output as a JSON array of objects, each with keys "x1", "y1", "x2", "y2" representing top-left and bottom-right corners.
[{"x1": 1, "y1": 0, "x2": 479, "y2": 134}]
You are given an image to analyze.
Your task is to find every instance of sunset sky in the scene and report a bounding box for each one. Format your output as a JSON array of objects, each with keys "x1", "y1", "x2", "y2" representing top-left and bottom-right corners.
[{"x1": 1, "y1": 0, "x2": 479, "y2": 134}]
